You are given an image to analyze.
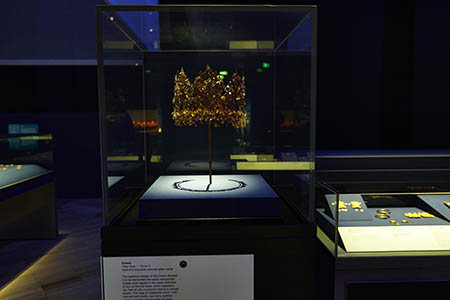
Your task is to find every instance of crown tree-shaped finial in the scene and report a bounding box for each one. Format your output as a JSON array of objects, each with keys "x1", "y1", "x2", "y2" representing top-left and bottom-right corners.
[{"x1": 172, "y1": 65, "x2": 246, "y2": 128}]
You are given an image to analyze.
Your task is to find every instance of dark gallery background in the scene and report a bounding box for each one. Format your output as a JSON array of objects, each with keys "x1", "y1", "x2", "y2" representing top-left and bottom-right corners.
[{"x1": 0, "y1": 0, "x2": 449, "y2": 198}]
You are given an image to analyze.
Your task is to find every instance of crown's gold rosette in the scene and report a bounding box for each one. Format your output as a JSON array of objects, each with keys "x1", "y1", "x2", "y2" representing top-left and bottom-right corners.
[{"x1": 172, "y1": 65, "x2": 247, "y2": 128}]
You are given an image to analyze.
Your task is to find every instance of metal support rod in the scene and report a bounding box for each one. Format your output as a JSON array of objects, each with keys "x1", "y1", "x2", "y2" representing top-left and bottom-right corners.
[{"x1": 208, "y1": 120, "x2": 212, "y2": 185}]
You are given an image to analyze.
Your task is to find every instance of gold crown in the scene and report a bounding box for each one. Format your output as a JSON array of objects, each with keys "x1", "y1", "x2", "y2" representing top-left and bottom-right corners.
[{"x1": 172, "y1": 65, "x2": 246, "y2": 128}]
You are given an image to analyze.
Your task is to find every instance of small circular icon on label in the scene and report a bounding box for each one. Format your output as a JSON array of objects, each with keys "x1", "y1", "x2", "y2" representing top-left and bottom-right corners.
[{"x1": 179, "y1": 260, "x2": 187, "y2": 268}]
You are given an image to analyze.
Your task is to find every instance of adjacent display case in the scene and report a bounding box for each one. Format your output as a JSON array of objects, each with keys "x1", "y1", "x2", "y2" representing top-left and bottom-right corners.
[
  {"x1": 0, "y1": 133, "x2": 56, "y2": 239},
  {"x1": 97, "y1": 5, "x2": 317, "y2": 299},
  {"x1": 315, "y1": 168, "x2": 450, "y2": 299},
  {"x1": 316, "y1": 169, "x2": 450, "y2": 256}
]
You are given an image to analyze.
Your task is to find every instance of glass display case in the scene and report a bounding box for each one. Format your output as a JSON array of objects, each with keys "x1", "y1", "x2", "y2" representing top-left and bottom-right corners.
[
  {"x1": 97, "y1": 5, "x2": 316, "y2": 226},
  {"x1": 97, "y1": 5, "x2": 317, "y2": 300},
  {"x1": 315, "y1": 169, "x2": 450, "y2": 257},
  {"x1": 0, "y1": 133, "x2": 56, "y2": 239}
]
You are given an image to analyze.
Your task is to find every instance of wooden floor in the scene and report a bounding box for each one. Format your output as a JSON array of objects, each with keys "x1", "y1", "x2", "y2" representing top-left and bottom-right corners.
[{"x1": 0, "y1": 198, "x2": 103, "y2": 300}]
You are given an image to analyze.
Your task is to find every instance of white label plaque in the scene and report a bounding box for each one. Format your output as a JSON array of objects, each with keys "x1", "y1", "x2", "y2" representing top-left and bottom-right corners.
[{"x1": 102, "y1": 255, "x2": 254, "y2": 300}]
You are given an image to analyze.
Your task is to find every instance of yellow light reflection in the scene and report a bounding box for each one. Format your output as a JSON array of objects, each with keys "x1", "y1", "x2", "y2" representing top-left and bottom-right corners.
[
  {"x1": 0, "y1": 240, "x2": 63, "y2": 297},
  {"x1": 236, "y1": 161, "x2": 314, "y2": 170}
]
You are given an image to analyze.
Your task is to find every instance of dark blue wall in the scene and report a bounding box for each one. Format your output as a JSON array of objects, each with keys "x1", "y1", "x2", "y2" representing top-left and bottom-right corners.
[
  {"x1": 316, "y1": 0, "x2": 385, "y2": 149},
  {"x1": 411, "y1": 1, "x2": 450, "y2": 148},
  {"x1": 0, "y1": 0, "x2": 103, "y2": 61}
]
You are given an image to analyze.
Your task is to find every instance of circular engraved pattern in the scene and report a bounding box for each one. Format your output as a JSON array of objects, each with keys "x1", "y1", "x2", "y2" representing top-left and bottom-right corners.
[
  {"x1": 376, "y1": 208, "x2": 392, "y2": 214},
  {"x1": 375, "y1": 213, "x2": 390, "y2": 219},
  {"x1": 173, "y1": 179, "x2": 247, "y2": 192}
]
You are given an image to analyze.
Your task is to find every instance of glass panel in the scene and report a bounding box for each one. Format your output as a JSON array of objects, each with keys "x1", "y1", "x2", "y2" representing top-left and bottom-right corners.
[
  {"x1": 273, "y1": 12, "x2": 314, "y2": 221},
  {"x1": 98, "y1": 5, "x2": 316, "y2": 226},
  {"x1": 101, "y1": 11, "x2": 147, "y2": 224}
]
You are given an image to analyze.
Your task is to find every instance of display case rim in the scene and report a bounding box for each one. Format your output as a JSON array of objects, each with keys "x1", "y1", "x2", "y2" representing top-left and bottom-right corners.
[
  {"x1": 0, "y1": 133, "x2": 52, "y2": 139},
  {"x1": 96, "y1": 4, "x2": 317, "y2": 13}
]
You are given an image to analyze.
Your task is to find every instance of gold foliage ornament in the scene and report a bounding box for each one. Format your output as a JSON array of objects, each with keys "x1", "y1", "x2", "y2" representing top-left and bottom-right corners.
[
  {"x1": 172, "y1": 65, "x2": 247, "y2": 128},
  {"x1": 404, "y1": 211, "x2": 435, "y2": 218}
]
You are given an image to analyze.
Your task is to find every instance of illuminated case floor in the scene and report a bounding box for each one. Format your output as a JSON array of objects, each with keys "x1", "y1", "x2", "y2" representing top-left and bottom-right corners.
[
  {"x1": 139, "y1": 174, "x2": 280, "y2": 219},
  {"x1": 316, "y1": 194, "x2": 450, "y2": 252},
  {"x1": 0, "y1": 164, "x2": 47, "y2": 189}
]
